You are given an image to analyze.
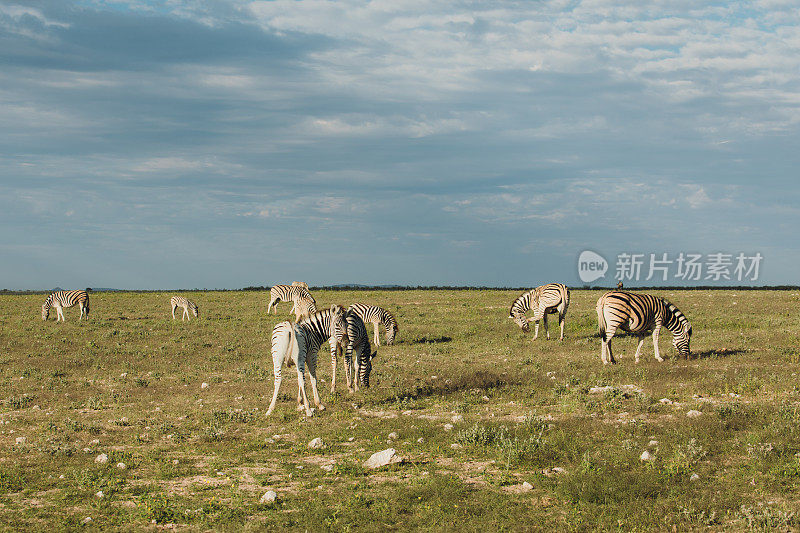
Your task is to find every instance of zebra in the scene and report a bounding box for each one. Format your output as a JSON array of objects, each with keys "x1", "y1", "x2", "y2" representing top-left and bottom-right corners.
[
  {"x1": 266, "y1": 305, "x2": 349, "y2": 417},
  {"x1": 617, "y1": 281, "x2": 624, "y2": 290},
  {"x1": 267, "y1": 284, "x2": 317, "y2": 318},
  {"x1": 596, "y1": 290, "x2": 692, "y2": 365},
  {"x1": 42, "y1": 290, "x2": 90, "y2": 321},
  {"x1": 331, "y1": 310, "x2": 377, "y2": 393},
  {"x1": 170, "y1": 296, "x2": 199, "y2": 321},
  {"x1": 347, "y1": 303, "x2": 398, "y2": 346},
  {"x1": 509, "y1": 283, "x2": 570, "y2": 340}
]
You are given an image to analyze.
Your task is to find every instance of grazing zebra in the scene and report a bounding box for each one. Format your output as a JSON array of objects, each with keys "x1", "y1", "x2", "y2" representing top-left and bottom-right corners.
[
  {"x1": 347, "y1": 303, "x2": 398, "y2": 346},
  {"x1": 509, "y1": 283, "x2": 570, "y2": 340},
  {"x1": 267, "y1": 305, "x2": 349, "y2": 417},
  {"x1": 170, "y1": 296, "x2": 199, "y2": 321},
  {"x1": 42, "y1": 290, "x2": 90, "y2": 321},
  {"x1": 267, "y1": 284, "x2": 316, "y2": 317},
  {"x1": 596, "y1": 290, "x2": 692, "y2": 364},
  {"x1": 617, "y1": 281, "x2": 624, "y2": 290},
  {"x1": 331, "y1": 310, "x2": 376, "y2": 393}
]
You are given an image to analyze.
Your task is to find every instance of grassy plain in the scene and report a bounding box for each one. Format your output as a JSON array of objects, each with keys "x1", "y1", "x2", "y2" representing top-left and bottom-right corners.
[{"x1": 1, "y1": 289, "x2": 800, "y2": 531}]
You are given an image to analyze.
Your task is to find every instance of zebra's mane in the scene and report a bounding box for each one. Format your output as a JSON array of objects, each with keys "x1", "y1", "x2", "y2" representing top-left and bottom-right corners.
[
  {"x1": 510, "y1": 289, "x2": 535, "y2": 316},
  {"x1": 662, "y1": 299, "x2": 691, "y2": 333}
]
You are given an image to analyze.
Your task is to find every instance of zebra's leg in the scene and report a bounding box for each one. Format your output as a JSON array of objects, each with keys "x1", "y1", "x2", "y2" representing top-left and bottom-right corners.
[
  {"x1": 373, "y1": 320, "x2": 381, "y2": 347},
  {"x1": 559, "y1": 313, "x2": 565, "y2": 341},
  {"x1": 295, "y1": 361, "x2": 313, "y2": 417},
  {"x1": 267, "y1": 298, "x2": 278, "y2": 314},
  {"x1": 532, "y1": 320, "x2": 539, "y2": 340},
  {"x1": 330, "y1": 342, "x2": 341, "y2": 394},
  {"x1": 634, "y1": 335, "x2": 646, "y2": 363},
  {"x1": 185, "y1": 307, "x2": 191, "y2": 322},
  {"x1": 172, "y1": 305, "x2": 176, "y2": 319},
  {"x1": 79, "y1": 304, "x2": 84, "y2": 320},
  {"x1": 543, "y1": 313, "x2": 550, "y2": 340},
  {"x1": 343, "y1": 342, "x2": 353, "y2": 393},
  {"x1": 652, "y1": 325, "x2": 663, "y2": 362},
  {"x1": 57, "y1": 307, "x2": 65, "y2": 322},
  {"x1": 306, "y1": 349, "x2": 325, "y2": 411}
]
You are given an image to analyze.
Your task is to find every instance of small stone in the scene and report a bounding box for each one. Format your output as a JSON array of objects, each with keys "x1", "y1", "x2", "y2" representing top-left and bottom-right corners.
[
  {"x1": 83, "y1": 448, "x2": 92, "y2": 454},
  {"x1": 363, "y1": 448, "x2": 403, "y2": 469},
  {"x1": 417, "y1": 437, "x2": 424, "y2": 443},
  {"x1": 116, "y1": 462, "x2": 127, "y2": 470},
  {"x1": 265, "y1": 438, "x2": 275, "y2": 444},
  {"x1": 482, "y1": 396, "x2": 490, "y2": 402},
  {"x1": 450, "y1": 443, "x2": 462, "y2": 449},
  {"x1": 59, "y1": 474, "x2": 65, "y2": 479},
  {"x1": 95, "y1": 453, "x2": 108, "y2": 464},
  {"x1": 451, "y1": 414, "x2": 464, "y2": 423},
  {"x1": 690, "y1": 473, "x2": 700, "y2": 481},
  {"x1": 388, "y1": 432, "x2": 399, "y2": 440},
  {"x1": 260, "y1": 490, "x2": 277, "y2": 504},
  {"x1": 14, "y1": 437, "x2": 26, "y2": 445},
  {"x1": 521, "y1": 481, "x2": 533, "y2": 491},
  {"x1": 95, "y1": 490, "x2": 104, "y2": 498},
  {"x1": 686, "y1": 410, "x2": 703, "y2": 418},
  {"x1": 90, "y1": 439, "x2": 99, "y2": 445},
  {"x1": 348, "y1": 437, "x2": 355, "y2": 442},
  {"x1": 172, "y1": 459, "x2": 179, "y2": 465},
  {"x1": 201, "y1": 382, "x2": 209, "y2": 389},
  {"x1": 321, "y1": 464, "x2": 335, "y2": 472},
  {"x1": 82, "y1": 517, "x2": 92, "y2": 524},
  {"x1": 32, "y1": 405, "x2": 40, "y2": 411},
  {"x1": 443, "y1": 423, "x2": 453, "y2": 431},
  {"x1": 648, "y1": 440, "x2": 659, "y2": 447},
  {"x1": 640, "y1": 450, "x2": 653, "y2": 461},
  {"x1": 308, "y1": 437, "x2": 324, "y2": 449},
  {"x1": 659, "y1": 398, "x2": 673, "y2": 405},
  {"x1": 120, "y1": 373, "x2": 127, "y2": 378}
]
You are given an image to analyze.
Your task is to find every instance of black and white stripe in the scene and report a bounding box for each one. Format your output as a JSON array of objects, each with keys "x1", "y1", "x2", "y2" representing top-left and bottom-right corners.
[
  {"x1": 331, "y1": 310, "x2": 376, "y2": 393},
  {"x1": 42, "y1": 290, "x2": 90, "y2": 321},
  {"x1": 596, "y1": 290, "x2": 692, "y2": 364},
  {"x1": 267, "y1": 284, "x2": 317, "y2": 319},
  {"x1": 267, "y1": 305, "x2": 349, "y2": 416},
  {"x1": 509, "y1": 283, "x2": 570, "y2": 340},
  {"x1": 170, "y1": 296, "x2": 199, "y2": 321},
  {"x1": 346, "y1": 303, "x2": 398, "y2": 346}
]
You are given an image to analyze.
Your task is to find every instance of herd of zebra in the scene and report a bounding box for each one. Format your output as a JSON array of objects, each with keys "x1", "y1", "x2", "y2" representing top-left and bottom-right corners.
[{"x1": 39, "y1": 282, "x2": 692, "y2": 415}]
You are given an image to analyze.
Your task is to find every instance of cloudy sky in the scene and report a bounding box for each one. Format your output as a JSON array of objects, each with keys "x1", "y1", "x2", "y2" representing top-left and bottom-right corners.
[{"x1": 1, "y1": 0, "x2": 798, "y2": 289}]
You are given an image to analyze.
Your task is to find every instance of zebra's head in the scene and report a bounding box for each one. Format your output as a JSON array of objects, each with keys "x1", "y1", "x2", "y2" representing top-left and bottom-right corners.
[
  {"x1": 386, "y1": 323, "x2": 398, "y2": 345},
  {"x1": 509, "y1": 312, "x2": 530, "y2": 332},
  {"x1": 329, "y1": 304, "x2": 349, "y2": 345},
  {"x1": 358, "y1": 351, "x2": 377, "y2": 387},
  {"x1": 672, "y1": 321, "x2": 692, "y2": 357}
]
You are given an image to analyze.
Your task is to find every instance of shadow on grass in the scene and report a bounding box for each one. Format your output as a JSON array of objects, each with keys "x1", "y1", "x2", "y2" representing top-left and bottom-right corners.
[
  {"x1": 379, "y1": 369, "x2": 508, "y2": 404},
  {"x1": 691, "y1": 348, "x2": 747, "y2": 359},
  {"x1": 408, "y1": 335, "x2": 452, "y2": 344}
]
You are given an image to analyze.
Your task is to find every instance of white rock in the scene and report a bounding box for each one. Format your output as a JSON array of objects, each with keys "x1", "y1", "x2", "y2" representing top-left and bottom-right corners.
[
  {"x1": 443, "y1": 423, "x2": 453, "y2": 431},
  {"x1": 363, "y1": 448, "x2": 403, "y2": 469},
  {"x1": 348, "y1": 437, "x2": 355, "y2": 442},
  {"x1": 59, "y1": 475, "x2": 65, "y2": 479},
  {"x1": 521, "y1": 481, "x2": 533, "y2": 491},
  {"x1": 116, "y1": 462, "x2": 127, "y2": 470},
  {"x1": 308, "y1": 437, "x2": 325, "y2": 449},
  {"x1": 95, "y1": 491, "x2": 104, "y2": 498},
  {"x1": 690, "y1": 473, "x2": 700, "y2": 481},
  {"x1": 82, "y1": 517, "x2": 92, "y2": 524},
  {"x1": 14, "y1": 437, "x2": 26, "y2": 445},
  {"x1": 320, "y1": 464, "x2": 335, "y2": 472},
  {"x1": 83, "y1": 448, "x2": 92, "y2": 454},
  {"x1": 451, "y1": 414, "x2": 464, "y2": 423},
  {"x1": 260, "y1": 490, "x2": 277, "y2": 504},
  {"x1": 89, "y1": 439, "x2": 99, "y2": 445},
  {"x1": 120, "y1": 373, "x2": 127, "y2": 378},
  {"x1": 388, "y1": 432, "x2": 399, "y2": 440},
  {"x1": 659, "y1": 398, "x2": 673, "y2": 405},
  {"x1": 686, "y1": 410, "x2": 703, "y2": 418},
  {"x1": 95, "y1": 453, "x2": 108, "y2": 464},
  {"x1": 417, "y1": 437, "x2": 424, "y2": 443},
  {"x1": 201, "y1": 382, "x2": 209, "y2": 389},
  {"x1": 172, "y1": 459, "x2": 179, "y2": 465},
  {"x1": 648, "y1": 440, "x2": 659, "y2": 447},
  {"x1": 450, "y1": 443, "x2": 462, "y2": 449},
  {"x1": 640, "y1": 450, "x2": 653, "y2": 461}
]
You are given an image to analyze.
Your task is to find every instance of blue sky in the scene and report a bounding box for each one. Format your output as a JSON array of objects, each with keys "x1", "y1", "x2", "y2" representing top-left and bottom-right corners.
[{"x1": 1, "y1": 0, "x2": 799, "y2": 289}]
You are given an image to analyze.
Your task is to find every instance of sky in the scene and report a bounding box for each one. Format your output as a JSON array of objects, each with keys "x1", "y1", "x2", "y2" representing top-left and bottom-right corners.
[{"x1": 1, "y1": 0, "x2": 799, "y2": 289}]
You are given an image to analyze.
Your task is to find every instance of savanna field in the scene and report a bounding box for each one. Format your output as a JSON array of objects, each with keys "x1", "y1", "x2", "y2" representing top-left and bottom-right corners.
[{"x1": 2, "y1": 289, "x2": 800, "y2": 532}]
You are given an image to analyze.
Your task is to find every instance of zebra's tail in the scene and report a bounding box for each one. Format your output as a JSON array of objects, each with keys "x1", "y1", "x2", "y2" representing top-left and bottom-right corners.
[
  {"x1": 596, "y1": 296, "x2": 607, "y2": 342},
  {"x1": 286, "y1": 322, "x2": 298, "y2": 368}
]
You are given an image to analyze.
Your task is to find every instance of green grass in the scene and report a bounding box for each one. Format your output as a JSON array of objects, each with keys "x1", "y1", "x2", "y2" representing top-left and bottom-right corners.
[{"x1": 1, "y1": 289, "x2": 800, "y2": 530}]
